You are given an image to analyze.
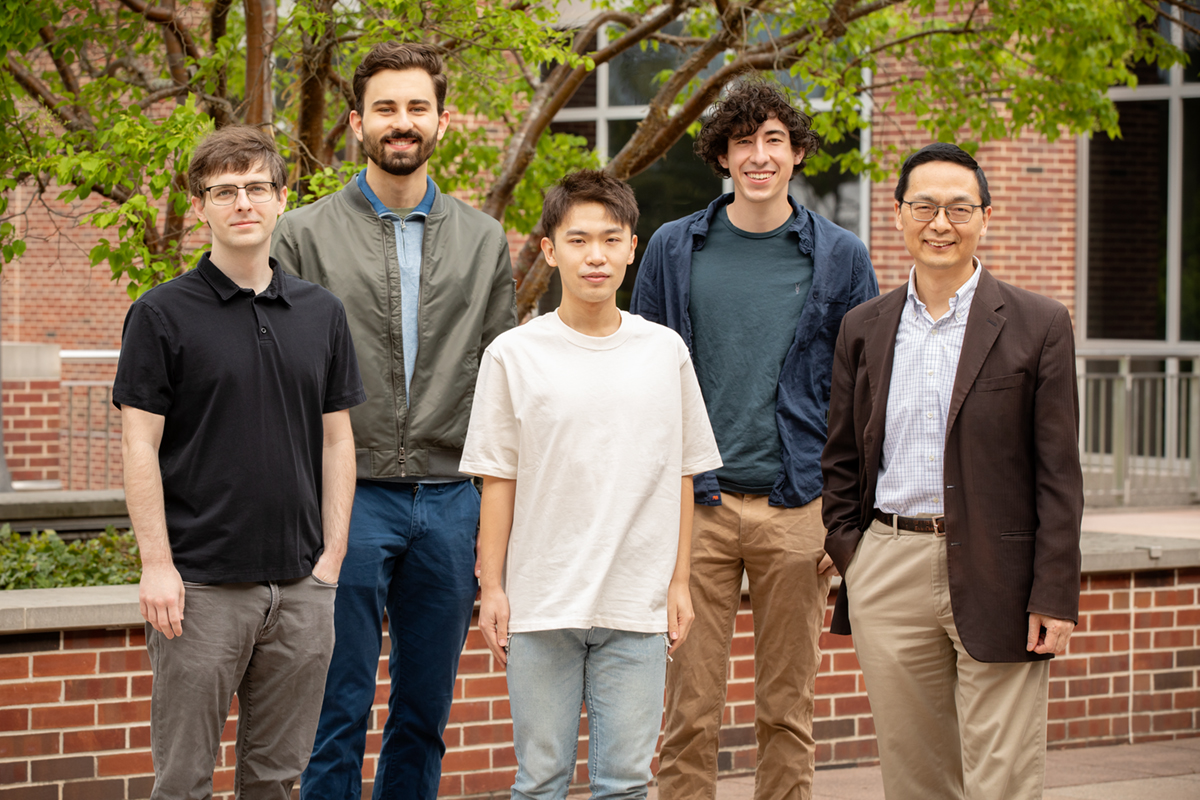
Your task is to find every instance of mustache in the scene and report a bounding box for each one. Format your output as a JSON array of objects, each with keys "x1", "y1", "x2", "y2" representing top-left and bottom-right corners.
[{"x1": 382, "y1": 130, "x2": 424, "y2": 145}]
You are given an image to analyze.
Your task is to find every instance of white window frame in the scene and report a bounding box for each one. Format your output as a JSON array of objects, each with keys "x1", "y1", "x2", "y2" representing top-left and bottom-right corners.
[
  {"x1": 551, "y1": 28, "x2": 873, "y2": 245},
  {"x1": 1076, "y1": 18, "x2": 1200, "y2": 357}
]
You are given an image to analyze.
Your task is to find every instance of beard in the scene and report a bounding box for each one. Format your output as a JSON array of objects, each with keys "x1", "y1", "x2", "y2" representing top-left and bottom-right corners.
[{"x1": 363, "y1": 128, "x2": 437, "y2": 176}]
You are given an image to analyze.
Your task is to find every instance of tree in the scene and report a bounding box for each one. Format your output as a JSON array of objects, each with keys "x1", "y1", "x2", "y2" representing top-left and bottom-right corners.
[{"x1": 0, "y1": 0, "x2": 1195, "y2": 320}]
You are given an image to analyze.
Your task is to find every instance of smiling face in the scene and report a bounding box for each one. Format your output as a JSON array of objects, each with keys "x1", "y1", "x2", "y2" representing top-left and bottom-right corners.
[
  {"x1": 190, "y1": 163, "x2": 286, "y2": 252},
  {"x1": 350, "y1": 68, "x2": 450, "y2": 177},
  {"x1": 718, "y1": 115, "x2": 804, "y2": 209},
  {"x1": 895, "y1": 160, "x2": 991, "y2": 277},
  {"x1": 541, "y1": 202, "x2": 637, "y2": 312}
]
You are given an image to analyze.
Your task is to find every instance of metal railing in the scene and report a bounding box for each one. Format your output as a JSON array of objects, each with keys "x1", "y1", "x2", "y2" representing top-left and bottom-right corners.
[
  {"x1": 1078, "y1": 355, "x2": 1199, "y2": 506},
  {"x1": 59, "y1": 350, "x2": 122, "y2": 491}
]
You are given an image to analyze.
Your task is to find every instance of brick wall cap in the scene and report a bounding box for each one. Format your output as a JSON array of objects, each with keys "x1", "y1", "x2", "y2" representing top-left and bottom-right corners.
[
  {"x1": 0, "y1": 489, "x2": 126, "y2": 520},
  {"x1": 0, "y1": 585, "x2": 140, "y2": 633},
  {"x1": 1082, "y1": 531, "x2": 1200, "y2": 573}
]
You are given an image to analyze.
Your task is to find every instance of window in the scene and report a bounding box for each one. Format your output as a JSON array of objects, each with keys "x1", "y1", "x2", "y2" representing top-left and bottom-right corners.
[
  {"x1": 541, "y1": 25, "x2": 869, "y2": 312},
  {"x1": 1081, "y1": 10, "x2": 1200, "y2": 345}
]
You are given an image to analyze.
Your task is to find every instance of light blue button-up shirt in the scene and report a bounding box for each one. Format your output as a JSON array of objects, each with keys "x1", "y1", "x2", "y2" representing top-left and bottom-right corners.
[
  {"x1": 356, "y1": 170, "x2": 435, "y2": 404},
  {"x1": 876, "y1": 259, "x2": 982, "y2": 516}
]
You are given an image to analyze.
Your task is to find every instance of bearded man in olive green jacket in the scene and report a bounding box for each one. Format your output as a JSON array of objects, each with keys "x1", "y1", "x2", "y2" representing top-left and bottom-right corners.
[{"x1": 270, "y1": 42, "x2": 516, "y2": 800}]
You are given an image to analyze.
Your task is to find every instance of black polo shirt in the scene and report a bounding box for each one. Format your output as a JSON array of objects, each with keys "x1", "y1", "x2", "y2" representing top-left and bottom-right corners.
[{"x1": 113, "y1": 253, "x2": 366, "y2": 584}]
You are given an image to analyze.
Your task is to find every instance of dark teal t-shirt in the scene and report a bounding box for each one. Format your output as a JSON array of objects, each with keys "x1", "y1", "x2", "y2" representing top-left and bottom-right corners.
[{"x1": 688, "y1": 207, "x2": 813, "y2": 494}]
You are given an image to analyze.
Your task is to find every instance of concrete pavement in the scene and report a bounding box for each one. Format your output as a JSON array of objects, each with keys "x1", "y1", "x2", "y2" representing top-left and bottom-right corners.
[{"x1": 645, "y1": 736, "x2": 1200, "y2": 799}]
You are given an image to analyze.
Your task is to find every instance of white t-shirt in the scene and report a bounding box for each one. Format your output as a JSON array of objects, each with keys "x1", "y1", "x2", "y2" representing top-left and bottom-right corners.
[{"x1": 460, "y1": 310, "x2": 722, "y2": 633}]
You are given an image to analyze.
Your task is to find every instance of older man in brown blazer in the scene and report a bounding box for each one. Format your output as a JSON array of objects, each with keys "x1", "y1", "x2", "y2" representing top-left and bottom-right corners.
[{"x1": 821, "y1": 142, "x2": 1083, "y2": 800}]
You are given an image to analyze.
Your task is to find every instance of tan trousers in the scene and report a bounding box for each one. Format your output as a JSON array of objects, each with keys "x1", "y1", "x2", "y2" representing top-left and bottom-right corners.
[
  {"x1": 658, "y1": 495, "x2": 830, "y2": 800},
  {"x1": 846, "y1": 518, "x2": 1050, "y2": 800}
]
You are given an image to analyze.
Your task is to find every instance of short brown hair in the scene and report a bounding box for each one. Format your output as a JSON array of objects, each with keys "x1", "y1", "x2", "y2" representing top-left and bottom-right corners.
[
  {"x1": 188, "y1": 125, "x2": 287, "y2": 198},
  {"x1": 694, "y1": 81, "x2": 821, "y2": 178},
  {"x1": 353, "y1": 41, "x2": 448, "y2": 116},
  {"x1": 541, "y1": 170, "x2": 639, "y2": 241}
]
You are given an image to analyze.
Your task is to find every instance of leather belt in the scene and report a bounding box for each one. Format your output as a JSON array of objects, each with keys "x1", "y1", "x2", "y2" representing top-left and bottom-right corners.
[{"x1": 874, "y1": 509, "x2": 946, "y2": 535}]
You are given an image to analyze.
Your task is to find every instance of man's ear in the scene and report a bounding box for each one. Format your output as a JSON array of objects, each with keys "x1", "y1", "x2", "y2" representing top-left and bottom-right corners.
[
  {"x1": 349, "y1": 109, "x2": 364, "y2": 143},
  {"x1": 191, "y1": 194, "x2": 207, "y2": 226},
  {"x1": 540, "y1": 236, "x2": 557, "y2": 268}
]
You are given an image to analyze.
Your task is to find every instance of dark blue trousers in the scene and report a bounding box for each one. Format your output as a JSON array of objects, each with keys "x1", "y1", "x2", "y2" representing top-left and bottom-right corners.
[{"x1": 300, "y1": 480, "x2": 480, "y2": 800}]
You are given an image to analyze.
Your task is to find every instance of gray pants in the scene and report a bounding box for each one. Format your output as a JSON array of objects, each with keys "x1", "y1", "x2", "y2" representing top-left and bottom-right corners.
[{"x1": 147, "y1": 575, "x2": 337, "y2": 800}]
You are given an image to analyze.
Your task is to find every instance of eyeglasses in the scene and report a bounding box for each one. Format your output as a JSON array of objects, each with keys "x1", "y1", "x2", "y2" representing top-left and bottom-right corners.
[
  {"x1": 900, "y1": 200, "x2": 985, "y2": 224},
  {"x1": 204, "y1": 182, "x2": 278, "y2": 206}
]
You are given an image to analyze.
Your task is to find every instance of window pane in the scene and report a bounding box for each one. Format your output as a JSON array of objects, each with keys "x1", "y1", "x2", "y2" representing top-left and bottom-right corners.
[
  {"x1": 1087, "y1": 100, "x2": 1169, "y2": 340},
  {"x1": 609, "y1": 118, "x2": 723, "y2": 309},
  {"x1": 1183, "y1": 99, "x2": 1200, "y2": 339},
  {"x1": 1185, "y1": 9, "x2": 1200, "y2": 83},
  {"x1": 790, "y1": 133, "x2": 861, "y2": 238},
  {"x1": 608, "y1": 22, "x2": 719, "y2": 107},
  {"x1": 548, "y1": 120, "x2": 597, "y2": 151},
  {"x1": 546, "y1": 31, "x2": 598, "y2": 109}
]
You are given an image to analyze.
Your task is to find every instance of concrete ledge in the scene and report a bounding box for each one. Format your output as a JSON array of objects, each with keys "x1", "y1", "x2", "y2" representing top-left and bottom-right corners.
[
  {"x1": 0, "y1": 489, "x2": 127, "y2": 521},
  {"x1": 1081, "y1": 531, "x2": 1200, "y2": 573},
  {"x1": 0, "y1": 584, "x2": 141, "y2": 632}
]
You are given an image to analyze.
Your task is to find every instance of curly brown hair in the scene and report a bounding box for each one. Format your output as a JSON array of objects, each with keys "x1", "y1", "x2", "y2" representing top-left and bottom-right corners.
[
  {"x1": 694, "y1": 81, "x2": 821, "y2": 178},
  {"x1": 353, "y1": 41, "x2": 447, "y2": 116}
]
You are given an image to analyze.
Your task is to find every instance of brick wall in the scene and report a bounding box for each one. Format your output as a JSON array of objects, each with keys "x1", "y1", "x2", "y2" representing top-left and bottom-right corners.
[
  {"x1": 867, "y1": 112, "x2": 1079, "y2": 314},
  {"x1": 58, "y1": 363, "x2": 121, "y2": 492},
  {"x1": 1, "y1": 570, "x2": 1196, "y2": 799},
  {"x1": 1, "y1": 381, "x2": 61, "y2": 484}
]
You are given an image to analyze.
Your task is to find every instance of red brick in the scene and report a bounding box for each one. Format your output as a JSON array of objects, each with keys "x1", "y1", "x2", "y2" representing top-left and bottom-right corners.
[
  {"x1": 1134, "y1": 611, "x2": 1174, "y2": 629},
  {"x1": 833, "y1": 738, "x2": 878, "y2": 761},
  {"x1": 1067, "y1": 635, "x2": 1109, "y2": 654},
  {"x1": 0, "y1": 657, "x2": 29, "y2": 681},
  {"x1": 32, "y1": 651, "x2": 96, "y2": 677},
  {"x1": 462, "y1": 676, "x2": 508, "y2": 698},
  {"x1": 1175, "y1": 690, "x2": 1200, "y2": 709},
  {"x1": 130, "y1": 675, "x2": 153, "y2": 697},
  {"x1": 63, "y1": 630, "x2": 126, "y2": 651},
  {"x1": 1155, "y1": 589, "x2": 1194, "y2": 606},
  {"x1": 97, "y1": 750, "x2": 154, "y2": 776},
  {"x1": 0, "y1": 681, "x2": 61, "y2": 706},
  {"x1": 1134, "y1": 693, "x2": 1174, "y2": 712},
  {"x1": 834, "y1": 695, "x2": 872, "y2": 716},
  {"x1": 1151, "y1": 711, "x2": 1194, "y2": 731},
  {"x1": 30, "y1": 755, "x2": 94, "y2": 781},
  {"x1": 0, "y1": 785, "x2": 58, "y2": 800},
  {"x1": 1134, "y1": 652, "x2": 1174, "y2": 671},
  {"x1": 1078, "y1": 593, "x2": 1109, "y2": 612},
  {"x1": 64, "y1": 677, "x2": 126, "y2": 701},
  {"x1": 64, "y1": 727, "x2": 125, "y2": 752},
  {"x1": 815, "y1": 674, "x2": 857, "y2": 695},
  {"x1": 129, "y1": 725, "x2": 151, "y2": 748},
  {"x1": 1134, "y1": 572, "x2": 1175, "y2": 588},
  {"x1": 463, "y1": 768, "x2": 517, "y2": 795},
  {"x1": 1050, "y1": 657, "x2": 1088, "y2": 677},
  {"x1": 98, "y1": 650, "x2": 151, "y2": 673},
  {"x1": 0, "y1": 731, "x2": 59, "y2": 757},
  {"x1": 1067, "y1": 677, "x2": 1110, "y2": 697},
  {"x1": 1048, "y1": 699, "x2": 1087, "y2": 719},
  {"x1": 1087, "y1": 613, "x2": 1130, "y2": 632},
  {"x1": 1088, "y1": 654, "x2": 1128, "y2": 674},
  {"x1": 32, "y1": 703, "x2": 94, "y2": 729},
  {"x1": 1067, "y1": 717, "x2": 1111, "y2": 739},
  {"x1": 442, "y1": 747, "x2": 491, "y2": 772},
  {"x1": 1088, "y1": 696, "x2": 1128, "y2": 716},
  {"x1": 63, "y1": 779, "x2": 125, "y2": 800},
  {"x1": 0, "y1": 762, "x2": 26, "y2": 784},
  {"x1": 0, "y1": 708, "x2": 28, "y2": 731},
  {"x1": 97, "y1": 700, "x2": 151, "y2": 725},
  {"x1": 832, "y1": 651, "x2": 861, "y2": 671},
  {"x1": 438, "y1": 774, "x2": 462, "y2": 798},
  {"x1": 1154, "y1": 630, "x2": 1194, "y2": 649}
]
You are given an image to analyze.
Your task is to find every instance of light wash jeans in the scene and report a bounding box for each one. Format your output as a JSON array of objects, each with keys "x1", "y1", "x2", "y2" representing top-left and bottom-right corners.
[{"x1": 506, "y1": 628, "x2": 668, "y2": 800}]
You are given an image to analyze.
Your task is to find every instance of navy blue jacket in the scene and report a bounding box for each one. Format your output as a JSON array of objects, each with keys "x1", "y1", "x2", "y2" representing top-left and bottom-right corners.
[{"x1": 630, "y1": 193, "x2": 879, "y2": 507}]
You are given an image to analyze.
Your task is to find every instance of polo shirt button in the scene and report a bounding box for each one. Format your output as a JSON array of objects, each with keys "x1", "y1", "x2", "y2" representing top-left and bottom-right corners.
[{"x1": 260, "y1": 327, "x2": 267, "y2": 334}]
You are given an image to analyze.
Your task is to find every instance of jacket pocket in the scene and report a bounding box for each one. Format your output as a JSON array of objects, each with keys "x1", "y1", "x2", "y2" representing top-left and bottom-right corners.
[
  {"x1": 1000, "y1": 531, "x2": 1035, "y2": 541},
  {"x1": 976, "y1": 372, "x2": 1026, "y2": 392}
]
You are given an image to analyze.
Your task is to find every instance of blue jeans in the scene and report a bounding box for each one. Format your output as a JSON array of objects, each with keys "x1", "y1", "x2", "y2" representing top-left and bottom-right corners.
[
  {"x1": 506, "y1": 628, "x2": 667, "y2": 800},
  {"x1": 300, "y1": 480, "x2": 480, "y2": 800}
]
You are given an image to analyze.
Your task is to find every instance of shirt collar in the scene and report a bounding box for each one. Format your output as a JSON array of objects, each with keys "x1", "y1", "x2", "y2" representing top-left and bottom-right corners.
[
  {"x1": 196, "y1": 252, "x2": 291, "y2": 306},
  {"x1": 356, "y1": 170, "x2": 435, "y2": 220},
  {"x1": 905, "y1": 257, "x2": 982, "y2": 321}
]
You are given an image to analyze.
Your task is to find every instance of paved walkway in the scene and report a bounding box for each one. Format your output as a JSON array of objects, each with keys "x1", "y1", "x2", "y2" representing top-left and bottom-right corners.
[{"x1": 645, "y1": 737, "x2": 1200, "y2": 799}]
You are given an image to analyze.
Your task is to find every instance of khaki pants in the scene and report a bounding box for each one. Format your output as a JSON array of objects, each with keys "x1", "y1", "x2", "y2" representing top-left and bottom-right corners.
[
  {"x1": 658, "y1": 495, "x2": 830, "y2": 800},
  {"x1": 846, "y1": 518, "x2": 1050, "y2": 800},
  {"x1": 147, "y1": 575, "x2": 337, "y2": 800}
]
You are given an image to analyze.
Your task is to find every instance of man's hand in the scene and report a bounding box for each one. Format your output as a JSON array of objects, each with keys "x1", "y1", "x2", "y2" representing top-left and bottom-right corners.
[
  {"x1": 818, "y1": 553, "x2": 838, "y2": 576},
  {"x1": 667, "y1": 577, "x2": 695, "y2": 655},
  {"x1": 312, "y1": 551, "x2": 343, "y2": 585},
  {"x1": 1027, "y1": 613, "x2": 1075, "y2": 655},
  {"x1": 480, "y1": 587, "x2": 511, "y2": 667},
  {"x1": 140, "y1": 563, "x2": 185, "y2": 639}
]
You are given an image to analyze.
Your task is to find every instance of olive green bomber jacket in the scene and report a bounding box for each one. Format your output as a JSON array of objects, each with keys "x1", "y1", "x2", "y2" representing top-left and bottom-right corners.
[{"x1": 271, "y1": 178, "x2": 517, "y2": 480}]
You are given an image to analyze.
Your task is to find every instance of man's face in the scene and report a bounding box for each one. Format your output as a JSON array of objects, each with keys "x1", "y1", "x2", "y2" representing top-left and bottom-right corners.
[
  {"x1": 718, "y1": 115, "x2": 803, "y2": 207},
  {"x1": 540, "y1": 202, "x2": 637, "y2": 309},
  {"x1": 894, "y1": 160, "x2": 991, "y2": 275},
  {"x1": 350, "y1": 68, "x2": 449, "y2": 177},
  {"x1": 190, "y1": 164, "x2": 286, "y2": 250}
]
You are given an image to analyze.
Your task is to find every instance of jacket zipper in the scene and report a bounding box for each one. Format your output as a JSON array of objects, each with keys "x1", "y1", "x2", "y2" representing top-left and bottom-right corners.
[{"x1": 382, "y1": 218, "x2": 407, "y2": 477}]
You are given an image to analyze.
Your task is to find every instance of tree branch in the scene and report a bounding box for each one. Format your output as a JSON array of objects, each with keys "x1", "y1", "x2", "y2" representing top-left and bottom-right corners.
[
  {"x1": 3, "y1": 54, "x2": 88, "y2": 133},
  {"x1": 116, "y1": 0, "x2": 203, "y2": 61}
]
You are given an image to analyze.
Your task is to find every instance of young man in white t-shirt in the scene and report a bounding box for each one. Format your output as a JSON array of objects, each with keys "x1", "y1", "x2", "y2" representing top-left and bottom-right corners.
[{"x1": 461, "y1": 170, "x2": 722, "y2": 799}]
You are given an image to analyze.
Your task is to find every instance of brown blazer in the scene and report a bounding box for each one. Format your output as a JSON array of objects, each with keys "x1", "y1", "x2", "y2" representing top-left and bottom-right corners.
[{"x1": 821, "y1": 268, "x2": 1083, "y2": 663}]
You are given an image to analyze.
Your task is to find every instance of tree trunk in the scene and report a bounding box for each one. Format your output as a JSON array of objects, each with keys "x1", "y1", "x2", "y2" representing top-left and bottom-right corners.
[{"x1": 243, "y1": 0, "x2": 277, "y2": 126}]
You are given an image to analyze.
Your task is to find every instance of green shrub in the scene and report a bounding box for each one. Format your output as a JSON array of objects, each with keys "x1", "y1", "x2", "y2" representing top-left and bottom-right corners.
[{"x1": 0, "y1": 525, "x2": 141, "y2": 590}]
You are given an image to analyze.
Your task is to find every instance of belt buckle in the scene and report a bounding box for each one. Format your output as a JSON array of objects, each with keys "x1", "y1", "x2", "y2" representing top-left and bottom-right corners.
[{"x1": 932, "y1": 514, "x2": 946, "y2": 536}]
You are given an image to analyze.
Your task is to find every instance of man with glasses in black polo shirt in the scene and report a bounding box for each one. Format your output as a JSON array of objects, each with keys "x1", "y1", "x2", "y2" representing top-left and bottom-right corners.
[{"x1": 114, "y1": 125, "x2": 366, "y2": 800}]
